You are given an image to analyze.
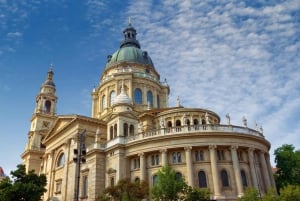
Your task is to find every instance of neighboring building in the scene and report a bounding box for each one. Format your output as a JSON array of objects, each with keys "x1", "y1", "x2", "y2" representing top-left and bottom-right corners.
[
  {"x1": 0, "y1": 166, "x2": 5, "y2": 182},
  {"x1": 22, "y1": 23, "x2": 276, "y2": 201}
]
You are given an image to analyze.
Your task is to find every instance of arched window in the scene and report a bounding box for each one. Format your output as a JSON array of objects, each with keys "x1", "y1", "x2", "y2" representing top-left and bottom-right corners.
[
  {"x1": 134, "y1": 88, "x2": 142, "y2": 104},
  {"x1": 167, "y1": 121, "x2": 172, "y2": 127},
  {"x1": 110, "y1": 177, "x2": 114, "y2": 187},
  {"x1": 241, "y1": 170, "x2": 248, "y2": 187},
  {"x1": 175, "y1": 172, "x2": 182, "y2": 181},
  {"x1": 45, "y1": 100, "x2": 51, "y2": 113},
  {"x1": 198, "y1": 171, "x2": 207, "y2": 188},
  {"x1": 176, "y1": 120, "x2": 181, "y2": 127},
  {"x1": 110, "y1": 91, "x2": 115, "y2": 106},
  {"x1": 124, "y1": 123, "x2": 128, "y2": 137},
  {"x1": 175, "y1": 120, "x2": 181, "y2": 132},
  {"x1": 157, "y1": 95, "x2": 160, "y2": 108},
  {"x1": 101, "y1": 95, "x2": 106, "y2": 111},
  {"x1": 221, "y1": 170, "x2": 229, "y2": 187},
  {"x1": 110, "y1": 126, "x2": 113, "y2": 140},
  {"x1": 129, "y1": 125, "x2": 134, "y2": 136},
  {"x1": 135, "y1": 177, "x2": 140, "y2": 183},
  {"x1": 186, "y1": 119, "x2": 190, "y2": 126},
  {"x1": 147, "y1": 90, "x2": 153, "y2": 107},
  {"x1": 193, "y1": 119, "x2": 199, "y2": 125},
  {"x1": 153, "y1": 174, "x2": 158, "y2": 185},
  {"x1": 57, "y1": 153, "x2": 65, "y2": 167}
]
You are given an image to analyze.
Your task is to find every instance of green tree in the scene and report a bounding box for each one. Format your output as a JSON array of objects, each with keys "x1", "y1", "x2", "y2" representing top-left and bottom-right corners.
[
  {"x1": 262, "y1": 188, "x2": 280, "y2": 201},
  {"x1": 96, "y1": 178, "x2": 149, "y2": 201},
  {"x1": 274, "y1": 144, "x2": 300, "y2": 190},
  {"x1": 151, "y1": 166, "x2": 186, "y2": 201},
  {"x1": 0, "y1": 164, "x2": 47, "y2": 201},
  {"x1": 182, "y1": 185, "x2": 210, "y2": 201},
  {"x1": 238, "y1": 187, "x2": 260, "y2": 201},
  {"x1": 279, "y1": 185, "x2": 300, "y2": 201}
]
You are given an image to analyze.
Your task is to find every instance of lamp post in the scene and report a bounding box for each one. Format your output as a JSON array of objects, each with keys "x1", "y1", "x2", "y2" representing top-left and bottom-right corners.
[{"x1": 73, "y1": 129, "x2": 87, "y2": 201}]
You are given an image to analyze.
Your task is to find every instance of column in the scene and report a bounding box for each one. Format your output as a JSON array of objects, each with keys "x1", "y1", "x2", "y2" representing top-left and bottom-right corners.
[
  {"x1": 160, "y1": 149, "x2": 167, "y2": 166},
  {"x1": 209, "y1": 145, "x2": 221, "y2": 196},
  {"x1": 265, "y1": 153, "x2": 276, "y2": 188},
  {"x1": 63, "y1": 139, "x2": 72, "y2": 200},
  {"x1": 185, "y1": 146, "x2": 194, "y2": 187},
  {"x1": 260, "y1": 151, "x2": 271, "y2": 190},
  {"x1": 139, "y1": 153, "x2": 146, "y2": 181},
  {"x1": 248, "y1": 148, "x2": 259, "y2": 190},
  {"x1": 231, "y1": 146, "x2": 243, "y2": 196}
]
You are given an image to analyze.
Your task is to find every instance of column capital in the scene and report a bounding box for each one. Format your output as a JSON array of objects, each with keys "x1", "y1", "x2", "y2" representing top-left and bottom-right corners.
[
  {"x1": 184, "y1": 146, "x2": 192, "y2": 151},
  {"x1": 248, "y1": 147, "x2": 255, "y2": 152},
  {"x1": 260, "y1": 150, "x2": 266, "y2": 155},
  {"x1": 138, "y1": 152, "x2": 145, "y2": 157},
  {"x1": 209, "y1": 145, "x2": 217, "y2": 150},
  {"x1": 231, "y1": 145, "x2": 238, "y2": 150},
  {"x1": 160, "y1": 148, "x2": 167, "y2": 153}
]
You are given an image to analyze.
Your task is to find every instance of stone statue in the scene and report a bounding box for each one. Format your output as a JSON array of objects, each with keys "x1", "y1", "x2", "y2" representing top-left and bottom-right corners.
[
  {"x1": 242, "y1": 116, "x2": 247, "y2": 127},
  {"x1": 226, "y1": 113, "x2": 230, "y2": 125},
  {"x1": 254, "y1": 121, "x2": 259, "y2": 131},
  {"x1": 260, "y1": 125, "x2": 263, "y2": 133},
  {"x1": 183, "y1": 114, "x2": 187, "y2": 125},
  {"x1": 176, "y1": 96, "x2": 181, "y2": 107},
  {"x1": 160, "y1": 117, "x2": 165, "y2": 128},
  {"x1": 139, "y1": 121, "x2": 144, "y2": 132},
  {"x1": 205, "y1": 112, "x2": 210, "y2": 124}
]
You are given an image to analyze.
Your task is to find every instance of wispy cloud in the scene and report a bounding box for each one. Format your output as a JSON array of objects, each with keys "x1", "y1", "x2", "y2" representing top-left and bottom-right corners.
[
  {"x1": 121, "y1": 0, "x2": 300, "y2": 164},
  {"x1": 7, "y1": 32, "x2": 22, "y2": 38}
]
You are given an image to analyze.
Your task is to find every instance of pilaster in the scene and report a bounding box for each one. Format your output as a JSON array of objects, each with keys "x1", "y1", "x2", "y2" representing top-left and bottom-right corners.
[
  {"x1": 209, "y1": 145, "x2": 220, "y2": 196},
  {"x1": 184, "y1": 146, "x2": 194, "y2": 187}
]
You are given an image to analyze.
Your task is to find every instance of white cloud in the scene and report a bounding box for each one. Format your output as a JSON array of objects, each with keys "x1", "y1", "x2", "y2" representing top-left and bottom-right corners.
[
  {"x1": 122, "y1": 0, "x2": 300, "y2": 160},
  {"x1": 7, "y1": 32, "x2": 22, "y2": 38}
]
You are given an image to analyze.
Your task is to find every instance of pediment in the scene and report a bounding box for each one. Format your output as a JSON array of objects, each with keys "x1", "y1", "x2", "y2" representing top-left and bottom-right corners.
[
  {"x1": 42, "y1": 115, "x2": 77, "y2": 144},
  {"x1": 42, "y1": 115, "x2": 105, "y2": 145},
  {"x1": 108, "y1": 111, "x2": 138, "y2": 122}
]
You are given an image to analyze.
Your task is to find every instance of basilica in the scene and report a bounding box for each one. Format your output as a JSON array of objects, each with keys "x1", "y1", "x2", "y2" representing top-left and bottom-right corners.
[{"x1": 22, "y1": 22, "x2": 276, "y2": 201}]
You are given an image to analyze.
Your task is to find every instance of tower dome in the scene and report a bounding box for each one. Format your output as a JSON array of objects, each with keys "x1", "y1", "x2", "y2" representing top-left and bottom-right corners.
[
  {"x1": 105, "y1": 22, "x2": 155, "y2": 69},
  {"x1": 42, "y1": 66, "x2": 55, "y2": 87}
]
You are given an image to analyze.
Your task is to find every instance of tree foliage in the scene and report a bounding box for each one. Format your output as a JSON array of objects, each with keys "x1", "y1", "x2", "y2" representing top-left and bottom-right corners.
[
  {"x1": 274, "y1": 144, "x2": 300, "y2": 190},
  {"x1": 238, "y1": 187, "x2": 260, "y2": 201},
  {"x1": 151, "y1": 166, "x2": 187, "y2": 201},
  {"x1": 96, "y1": 178, "x2": 149, "y2": 201},
  {"x1": 279, "y1": 185, "x2": 300, "y2": 201},
  {"x1": 262, "y1": 188, "x2": 280, "y2": 201},
  {"x1": 182, "y1": 185, "x2": 210, "y2": 201},
  {"x1": 0, "y1": 164, "x2": 47, "y2": 201}
]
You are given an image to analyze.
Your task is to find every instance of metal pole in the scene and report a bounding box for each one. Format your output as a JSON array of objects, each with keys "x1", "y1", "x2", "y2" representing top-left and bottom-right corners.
[{"x1": 73, "y1": 129, "x2": 86, "y2": 201}]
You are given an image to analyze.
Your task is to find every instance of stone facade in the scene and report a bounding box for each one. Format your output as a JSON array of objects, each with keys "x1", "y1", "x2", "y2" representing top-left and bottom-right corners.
[{"x1": 22, "y1": 23, "x2": 275, "y2": 201}]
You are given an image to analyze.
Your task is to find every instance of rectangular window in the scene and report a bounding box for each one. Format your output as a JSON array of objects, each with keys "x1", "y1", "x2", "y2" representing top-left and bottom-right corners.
[
  {"x1": 217, "y1": 150, "x2": 225, "y2": 161},
  {"x1": 82, "y1": 175, "x2": 88, "y2": 197},
  {"x1": 151, "y1": 154, "x2": 160, "y2": 166},
  {"x1": 133, "y1": 158, "x2": 140, "y2": 169},
  {"x1": 195, "y1": 150, "x2": 204, "y2": 161},
  {"x1": 172, "y1": 152, "x2": 182, "y2": 164},
  {"x1": 55, "y1": 179, "x2": 62, "y2": 194}
]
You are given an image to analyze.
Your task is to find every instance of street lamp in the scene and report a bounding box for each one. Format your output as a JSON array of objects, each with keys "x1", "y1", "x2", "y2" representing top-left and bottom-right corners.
[{"x1": 73, "y1": 129, "x2": 87, "y2": 201}]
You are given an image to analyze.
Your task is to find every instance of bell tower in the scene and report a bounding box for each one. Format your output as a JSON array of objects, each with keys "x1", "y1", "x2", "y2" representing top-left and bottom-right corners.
[{"x1": 22, "y1": 65, "x2": 58, "y2": 173}]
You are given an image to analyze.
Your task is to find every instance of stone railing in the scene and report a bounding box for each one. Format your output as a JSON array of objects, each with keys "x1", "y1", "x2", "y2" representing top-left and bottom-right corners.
[{"x1": 101, "y1": 124, "x2": 264, "y2": 148}]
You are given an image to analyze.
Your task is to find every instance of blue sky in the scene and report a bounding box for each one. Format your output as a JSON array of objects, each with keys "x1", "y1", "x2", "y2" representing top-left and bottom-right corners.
[{"x1": 0, "y1": 0, "x2": 299, "y2": 175}]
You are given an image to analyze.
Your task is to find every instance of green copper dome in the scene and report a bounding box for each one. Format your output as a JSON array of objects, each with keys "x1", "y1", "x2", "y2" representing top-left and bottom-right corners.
[{"x1": 105, "y1": 23, "x2": 155, "y2": 69}]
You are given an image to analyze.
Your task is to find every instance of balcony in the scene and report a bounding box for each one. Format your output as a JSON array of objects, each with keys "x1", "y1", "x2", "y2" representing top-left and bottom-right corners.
[{"x1": 102, "y1": 124, "x2": 264, "y2": 148}]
